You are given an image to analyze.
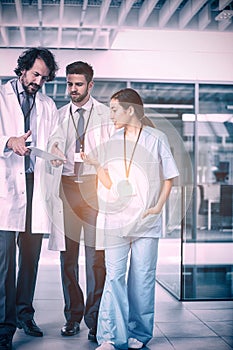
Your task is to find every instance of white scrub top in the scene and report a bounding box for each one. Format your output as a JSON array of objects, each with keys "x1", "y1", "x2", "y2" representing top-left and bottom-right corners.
[{"x1": 99, "y1": 126, "x2": 179, "y2": 239}]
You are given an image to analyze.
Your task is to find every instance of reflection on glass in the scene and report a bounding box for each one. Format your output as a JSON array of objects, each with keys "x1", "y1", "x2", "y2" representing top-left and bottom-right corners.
[{"x1": 183, "y1": 84, "x2": 233, "y2": 300}]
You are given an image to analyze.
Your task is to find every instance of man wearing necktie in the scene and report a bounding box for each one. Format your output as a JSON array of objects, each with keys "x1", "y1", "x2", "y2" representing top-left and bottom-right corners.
[
  {"x1": 0, "y1": 47, "x2": 59, "y2": 350},
  {"x1": 50, "y1": 61, "x2": 114, "y2": 342},
  {"x1": 21, "y1": 91, "x2": 32, "y2": 171},
  {"x1": 74, "y1": 108, "x2": 84, "y2": 179}
]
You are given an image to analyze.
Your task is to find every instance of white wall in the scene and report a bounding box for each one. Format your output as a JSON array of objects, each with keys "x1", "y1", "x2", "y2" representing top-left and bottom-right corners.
[{"x1": 0, "y1": 30, "x2": 233, "y2": 82}]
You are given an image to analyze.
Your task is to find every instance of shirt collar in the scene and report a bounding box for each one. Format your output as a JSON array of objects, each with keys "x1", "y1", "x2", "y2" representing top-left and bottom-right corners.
[
  {"x1": 12, "y1": 78, "x2": 33, "y2": 99},
  {"x1": 17, "y1": 80, "x2": 25, "y2": 95},
  {"x1": 10, "y1": 78, "x2": 23, "y2": 95},
  {"x1": 71, "y1": 96, "x2": 93, "y2": 115}
]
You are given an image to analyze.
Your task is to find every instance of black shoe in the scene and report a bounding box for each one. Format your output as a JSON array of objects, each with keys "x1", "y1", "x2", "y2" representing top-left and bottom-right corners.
[
  {"x1": 88, "y1": 328, "x2": 97, "y2": 342},
  {"x1": 0, "y1": 335, "x2": 12, "y2": 350},
  {"x1": 17, "y1": 319, "x2": 43, "y2": 337},
  {"x1": 61, "y1": 321, "x2": 80, "y2": 336}
]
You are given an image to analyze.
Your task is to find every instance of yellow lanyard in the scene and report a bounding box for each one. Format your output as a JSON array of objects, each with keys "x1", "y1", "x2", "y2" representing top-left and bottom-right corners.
[{"x1": 124, "y1": 127, "x2": 143, "y2": 179}]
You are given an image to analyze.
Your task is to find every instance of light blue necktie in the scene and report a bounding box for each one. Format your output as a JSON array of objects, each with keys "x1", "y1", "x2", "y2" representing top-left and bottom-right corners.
[
  {"x1": 74, "y1": 108, "x2": 84, "y2": 176},
  {"x1": 75, "y1": 108, "x2": 84, "y2": 152}
]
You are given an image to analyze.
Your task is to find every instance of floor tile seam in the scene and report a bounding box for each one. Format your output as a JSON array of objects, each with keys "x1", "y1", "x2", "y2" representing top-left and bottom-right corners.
[
  {"x1": 182, "y1": 304, "x2": 233, "y2": 311},
  {"x1": 156, "y1": 306, "x2": 209, "y2": 323},
  {"x1": 162, "y1": 334, "x2": 221, "y2": 339},
  {"x1": 188, "y1": 308, "x2": 233, "y2": 322},
  {"x1": 154, "y1": 324, "x2": 176, "y2": 349},
  {"x1": 222, "y1": 336, "x2": 233, "y2": 348},
  {"x1": 187, "y1": 313, "x2": 229, "y2": 339},
  {"x1": 183, "y1": 308, "x2": 233, "y2": 312},
  {"x1": 204, "y1": 322, "x2": 233, "y2": 344},
  {"x1": 153, "y1": 326, "x2": 229, "y2": 347},
  {"x1": 220, "y1": 336, "x2": 233, "y2": 349},
  {"x1": 166, "y1": 335, "x2": 233, "y2": 347},
  {"x1": 156, "y1": 321, "x2": 216, "y2": 336},
  {"x1": 206, "y1": 320, "x2": 233, "y2": 325},
  {"x1": 188, "y1": 309, "x2": 220, "y2": 324},
  {"x1": 155, "y1": 321, "x2": 220, "y2": 337},
  {"x1": 166, "y1": 336, "x2": 232, "y2": 349},
  {"x1": 155, "y1": 320, "x2": 209, "y2": 325}
]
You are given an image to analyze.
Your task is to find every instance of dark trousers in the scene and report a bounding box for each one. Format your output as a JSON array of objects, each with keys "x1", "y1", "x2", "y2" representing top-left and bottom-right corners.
[
  {"x1": 16, "y1": 175, "x2": 43, "y2": 322},
  {"x1": 0, "y1": 175, "x2": 43, "y2": 336},
  {"x1": 60, "y1": 176, "x2": 106, "y2": 329},
  {"x1": 0, "y1": 231, "x2": 16, "y2": 336}
]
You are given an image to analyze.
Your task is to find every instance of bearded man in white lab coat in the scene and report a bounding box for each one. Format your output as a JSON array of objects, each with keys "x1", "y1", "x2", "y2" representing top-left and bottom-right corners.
[{"x1": 0, "y1": 47, "x2": 60, "y2": 350}]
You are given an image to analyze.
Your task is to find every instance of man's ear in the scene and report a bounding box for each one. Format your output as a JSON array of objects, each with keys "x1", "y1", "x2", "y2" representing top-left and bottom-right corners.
[{"x1": 88, "y1": 80, "x2": 94, "y2": 90}]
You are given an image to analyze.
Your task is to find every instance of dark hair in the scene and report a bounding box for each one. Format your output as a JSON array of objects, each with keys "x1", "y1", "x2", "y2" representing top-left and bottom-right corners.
[
  {"x1": 14, "y1": 47, "x2": 58, "y2": 81},
  {"x1": 66, "y1": 61, "x2": 94, "y2": 84},
  {"x1": 111, "y1": 88, "x2": 155, "y2": 128}
]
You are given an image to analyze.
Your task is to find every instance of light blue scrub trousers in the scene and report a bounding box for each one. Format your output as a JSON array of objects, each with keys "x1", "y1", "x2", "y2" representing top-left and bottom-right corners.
[{"x1": 97, "y1": 236, "x2": 159, "y2": 349}]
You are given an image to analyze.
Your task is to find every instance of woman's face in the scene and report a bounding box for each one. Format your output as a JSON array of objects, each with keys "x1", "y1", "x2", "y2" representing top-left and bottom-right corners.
[{"x1": 110, "y1": 98, "x2": 130, "y2": 129}]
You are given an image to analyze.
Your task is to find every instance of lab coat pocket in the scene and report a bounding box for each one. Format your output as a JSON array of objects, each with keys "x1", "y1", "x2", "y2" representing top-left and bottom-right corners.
[
  {"x1": 0, "y1": 167, "x2": 7, "y2": 198},
  {"x1": 136, "y1": 213, "x2": 161, "y2": 234},
  {"x1": 43, "y1": 162, "x2": 61, "y2": 201},
  {"x1": 44, "y1": 172, "x2": 54, "y2": 201}
]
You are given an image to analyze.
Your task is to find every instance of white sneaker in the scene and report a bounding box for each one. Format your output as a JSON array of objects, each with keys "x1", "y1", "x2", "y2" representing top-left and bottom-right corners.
[
  {"x1": 128, "y1": 337, "x2": 144, "y2": 349},
  {"x1": 96, "y1": 342, "x2": 115, "y2": 350}
]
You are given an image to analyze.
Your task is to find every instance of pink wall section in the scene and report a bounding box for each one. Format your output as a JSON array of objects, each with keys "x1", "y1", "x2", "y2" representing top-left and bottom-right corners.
[{"x1": 0, "y1": 30, "x2": 233, "y2": 82}]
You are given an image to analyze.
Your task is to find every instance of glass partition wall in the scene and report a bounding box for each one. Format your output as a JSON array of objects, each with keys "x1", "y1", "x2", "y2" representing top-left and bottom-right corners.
[
  {"x1": 148, "y1": 82, "x2": 233, "y2": 300},
  {"x1": 130, "y1": 82, "x2": 195, "y2": 299},
  {"x1": 1, "y1": 77, "x2": 232, "y2": 300},
  {"x1": 123, "y1": 81, "x2": 233, "y2": 300},
  {"x1": 95, "y1": 80, "x2": 233, "y2": 300},
  {"x1": 189, "y1": 84, "x2": 233, "y2": 300}
]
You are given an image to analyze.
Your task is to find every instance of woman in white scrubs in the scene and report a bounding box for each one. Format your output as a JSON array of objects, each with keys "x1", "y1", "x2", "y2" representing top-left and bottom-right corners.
[{"x1": 82, "y1": 88, "x2": 179, "y2": 350}]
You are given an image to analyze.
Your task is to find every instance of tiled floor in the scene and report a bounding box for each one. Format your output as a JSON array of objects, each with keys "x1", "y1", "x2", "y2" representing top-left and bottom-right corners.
[{"x1": 13, "y1": 239, "x2": 233, "y2": 350}]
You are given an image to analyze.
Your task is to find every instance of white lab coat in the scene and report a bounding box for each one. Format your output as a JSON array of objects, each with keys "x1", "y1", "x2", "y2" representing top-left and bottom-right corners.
[
  {"x1": 0, "y1": 80, "x2": 64, "y2": 248},
  {"x1": 98, "y1": 126, "x2": 180, "y2": 242},
  {"x1": 47, "y1": 97, "x2": 114, "y2": 251},
  {"x1": 53, "y1": 97, "x2": 112, "y2": 161}
]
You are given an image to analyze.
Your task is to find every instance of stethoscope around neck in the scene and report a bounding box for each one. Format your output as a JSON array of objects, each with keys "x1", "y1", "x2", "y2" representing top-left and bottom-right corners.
[{"x1": 16, "y1": 81, "x2": 36, "y2": 120}]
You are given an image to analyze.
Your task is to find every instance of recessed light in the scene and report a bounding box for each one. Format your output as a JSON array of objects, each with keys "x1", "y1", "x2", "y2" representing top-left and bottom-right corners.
[{"x1": 215, "y1": 10, "x2": 233, "y2": 21}]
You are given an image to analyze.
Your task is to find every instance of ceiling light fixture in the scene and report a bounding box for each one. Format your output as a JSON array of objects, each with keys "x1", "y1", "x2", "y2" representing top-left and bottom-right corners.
[{"x1": 215, "y1": 10, "x2": 233, "y2": 21}]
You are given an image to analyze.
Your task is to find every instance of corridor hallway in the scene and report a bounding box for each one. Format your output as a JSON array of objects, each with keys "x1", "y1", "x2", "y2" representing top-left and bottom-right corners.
[{"x1": 13, "y1": 238, "x2": 233, "y2": 350}]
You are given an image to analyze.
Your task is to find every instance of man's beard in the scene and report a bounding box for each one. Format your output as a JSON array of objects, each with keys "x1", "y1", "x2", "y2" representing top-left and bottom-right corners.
[
  {"x1": 70, "y1": 88, "x2": 88, "y2": 104},
  {"x1": 23, "y1": 83, "x2": 40, "y2": 95},
  {"x1": 20, "y1": 74, "x2": 40, "y2": 95}
]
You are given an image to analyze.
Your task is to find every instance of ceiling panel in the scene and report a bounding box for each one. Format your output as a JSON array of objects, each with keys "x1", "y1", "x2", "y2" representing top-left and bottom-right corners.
[
  {"x1": 0, "y1": 0, "x2": 232, "y2": 49},
  {"x1": 1, "y1": 1, "x2": 233, "y2": 112}
]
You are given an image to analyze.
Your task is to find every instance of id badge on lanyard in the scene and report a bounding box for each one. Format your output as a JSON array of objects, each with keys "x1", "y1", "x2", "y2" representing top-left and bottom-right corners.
[{"x1": 74, "y1": 152, "x2": 83, "y2": 163}]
